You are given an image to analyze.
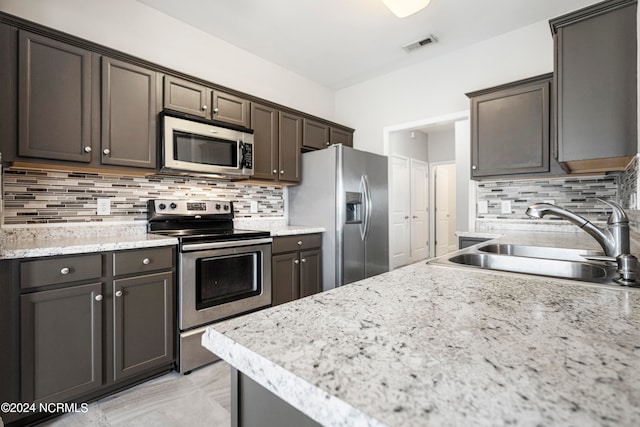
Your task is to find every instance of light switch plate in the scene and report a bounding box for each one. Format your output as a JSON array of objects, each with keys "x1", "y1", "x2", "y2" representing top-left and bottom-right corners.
[
  {"x1": 501, "y1": 200, "x2": 512, "y2": 214},
  {"x1": 97, "y1": 198, "x2": 111, "y2": 216},
  {"x1": 477, "y1": 200, "x2": 488, "y2": 214}
]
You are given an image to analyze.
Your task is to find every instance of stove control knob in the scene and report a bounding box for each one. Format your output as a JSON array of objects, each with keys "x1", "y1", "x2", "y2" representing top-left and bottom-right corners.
[
  {"x1": 170, "y1": 203, "x2": 177, "y2": 209},
  {"x1": 215, "y1": 203, "x2": 221, "y2": 210},
  {"x1": 223, "y1": 204, "x2": 230, "y2": 211},
  {"x1": 158, "y1": 203, "x2": 166, "y2": 210}
]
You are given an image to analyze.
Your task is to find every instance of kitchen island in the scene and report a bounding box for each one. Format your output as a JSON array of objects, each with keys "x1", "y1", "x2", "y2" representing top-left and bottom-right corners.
[{"x1": 203, "y1": 241, "x2": 640, "y2": 426}]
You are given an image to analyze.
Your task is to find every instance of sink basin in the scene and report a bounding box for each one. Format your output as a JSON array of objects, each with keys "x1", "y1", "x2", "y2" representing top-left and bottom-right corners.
[
  {"x1": 448, "y1": 253, "x2": 608, "y2": 280},
  {"x1": 477, "y1": 243, "x2": 602, "y2": 262}
]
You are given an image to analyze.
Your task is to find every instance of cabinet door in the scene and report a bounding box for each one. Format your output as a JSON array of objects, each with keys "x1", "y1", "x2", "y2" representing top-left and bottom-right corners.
[
  {"x1": 470, "y1": 76, "x2": 551, "y2": 177},
  {"x1": 299, "y1": 249, "x2": 322, "y2": 298},
  {"x1": 553, "y1": 0, "x2": 637, "y2": 168},
  {"x1": 251, "y1": 103, "x2": 279, "y2": 181},
  {"x1": 330, "y1": 127, "x2": 353, "y2": 147},
  {"x1": 303, "y1": 118, "x2": 329, "y2": 150},
  {"x1": 113, "y1": 271, "x2": 174, "y2": 382},
  {"x1": 163, "y1": 75, "x2": 209, "y2": 118},
  {"x1": 213, "y1": 90, "x2": 250, "y2": 128},
  {"x1": 18, "y1": 31, "x2": 93, "y2": 162},
  {"x1": 101, "y1": 57, "x2": 158, "y2": 169},
  {"x1": 272, "y1": 253, "x2": 299, "y2": 306},
  {"x1": 21, "y1": 282, "x2": 103, "y2": 403},
  {"x1": 278, "y1": 112, "x2": 302, "y2": 183}
]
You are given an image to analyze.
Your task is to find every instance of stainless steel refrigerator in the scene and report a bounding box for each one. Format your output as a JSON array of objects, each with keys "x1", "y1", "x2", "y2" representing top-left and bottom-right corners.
[{"x1": 288, "y1": 145, "x2": 389, "y2": 291}]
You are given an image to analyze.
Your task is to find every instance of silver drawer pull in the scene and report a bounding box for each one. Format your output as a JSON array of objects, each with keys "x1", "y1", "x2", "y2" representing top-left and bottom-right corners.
[
  {"x1": 142, "y1": 258, "x2": 151, "y2": 265},
  {"x1": 297, "y1": 241, "x2": 302, "y2": 246},
  {"x1": 60, "y1": 267, "x2": 70, "y2": 275},
  {"x1": 301, "y1": 258, "x2": 306, "y2": 263},
  {"x1": 294, "y1": 259, "x2": 299, "y2": 264},
  {"x1": 95, "y1": 295, "x2": 103, "y2": 301},
  {"x1": 115, "y1": 290, "x2": 123, "y2": 297}
]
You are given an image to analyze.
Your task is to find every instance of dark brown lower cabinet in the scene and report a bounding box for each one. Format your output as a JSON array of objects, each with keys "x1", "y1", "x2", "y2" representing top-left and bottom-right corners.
[
  {"x1": 16, "y1": 247, "x2": 175, "y2": 423},
  {"x1": 272, "y1": 234, "x2": 322, "y2": 306},
  {"x1": 232, "y1": 368, "x2": 320, "y2": 427},
  {"x1": 21, "y1": 282, "x2": 103, "y2": 404},
  {"x1": 112, "y1": 271, "x2": 174, "y2": 382}
]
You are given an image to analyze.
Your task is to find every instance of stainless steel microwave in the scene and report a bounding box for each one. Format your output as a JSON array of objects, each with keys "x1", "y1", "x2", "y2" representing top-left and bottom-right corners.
[{"x1": 160, "y1": 112, "x2": 254, "y2": 178}]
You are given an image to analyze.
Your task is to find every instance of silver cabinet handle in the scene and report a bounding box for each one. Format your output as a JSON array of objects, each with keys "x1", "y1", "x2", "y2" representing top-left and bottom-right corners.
[
  {"x1": 213, "y1": 108, "x2": 219, "y2": 113},
  {"x1": 142, "y1": 258, "x2": 150, "y2": 265},
  {"x1": 472, "y1": 165, "x2": 477, "y2": 170},
  {"x1": 115, "y1": 290, "x2": 123, "y2": 297},
  {"x1": 202, "y1": 105, "x2": 208, "y2": 111},
  {"x1": 326, "y1": 142, "x2": 330, "y2": 146},
  {"x1": 294, "y1": 259, "x2": 299, "y2": 264},
  {"x1": 297, "y1": 241, "x2": 302, "y2": 246},
  {"x1": 280, "y1": 170, "x2": 284, "y2": 174},
  {"x1": 404, "y1": 216, "x2": 409, "y2": 219},
  {"x1": 60, "y1": 267, "x2": 70, "y2": 275},
  {"x1": 95, "y1": 294, "x2": 103, "y2": 301},
  {"x1": 84, "y1": 146, "x2": 92, "y2": 153},
  {"x1": 103, "y1": 148, "x2": 110, "y2": 155},
  {"x1": 273, "y1": 169, "x2": 278, "y2": 174},
  {"x1": 301, "y1": 258, "x2": 306, "y2": 263}
]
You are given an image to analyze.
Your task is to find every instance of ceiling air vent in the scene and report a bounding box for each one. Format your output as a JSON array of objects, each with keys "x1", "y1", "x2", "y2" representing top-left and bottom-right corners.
[{"x1": 402, "y1": 34, "x2": 437, "y2": 53}]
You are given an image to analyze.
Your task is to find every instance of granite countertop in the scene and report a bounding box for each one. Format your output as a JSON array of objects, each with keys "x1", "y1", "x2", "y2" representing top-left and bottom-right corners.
[
  {"x1": 0, "y1": 225, "x2": 178, "y2": 259},
  {"x1": 203, "y1": 232, "x2": 640, "y2": 426},
  {"x1": 0, "y1": 221, "x2": 325, "y2": 259}
]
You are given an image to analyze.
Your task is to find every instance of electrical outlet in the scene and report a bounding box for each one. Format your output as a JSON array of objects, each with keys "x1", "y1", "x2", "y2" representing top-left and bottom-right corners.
[
  {"x1": 501, "y1": 200, "x2": 512, "y2": 214},
  {"x1": 97, "y1": 198, "x2": 111, "y2": 216},
  {"x1": 250, "y1": 200, "x2": 259, "y2": 213},
  {"x1": 477, "y1": 200, "x2": 488, "y2": 214}
]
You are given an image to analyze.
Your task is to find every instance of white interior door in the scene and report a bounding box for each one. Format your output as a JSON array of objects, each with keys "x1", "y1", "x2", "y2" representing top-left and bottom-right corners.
[
  {"x1": 390, "y1": 155, "x2": 410, "y2": 269},
  {"x1": 410, "y1": 159, "x2": 428, "y2": 262},
  {"x1": 435, "y1": 163, "x2": 456, "y2": 256}
]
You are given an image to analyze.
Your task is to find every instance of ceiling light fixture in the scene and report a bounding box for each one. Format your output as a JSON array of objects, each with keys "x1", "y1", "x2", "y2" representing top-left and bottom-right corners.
[{"x1": 382, "y1": 0, "x2": 431, "y2": 18}]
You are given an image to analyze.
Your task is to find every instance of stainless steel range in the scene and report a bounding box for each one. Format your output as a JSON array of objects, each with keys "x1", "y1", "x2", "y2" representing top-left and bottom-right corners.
[{"x1": 148, "y1": 199, "x2": 272, "y2": 373}]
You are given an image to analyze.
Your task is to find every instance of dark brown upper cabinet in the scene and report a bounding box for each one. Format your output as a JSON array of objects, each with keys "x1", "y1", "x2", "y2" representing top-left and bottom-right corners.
[
  {"x1": 163, "y1": 75, "x2": 250, "y2": 127},
  {"x1": 330, "y1": 127, "x2": 353, "y2": 147},
  {"x1": 213, "y1": 90, "x2": 250, "y2": 128},
  {"x1": 550, "y1": 0, "x2": 637, "y2": 174},
  {"x1": 278, "y1": 112, "x2": 303, "y2": 183},
  {"x1": 18, "y1": 30, "x2": 94, "y2": 163},
  {"x1": 101, "y1": 57, "x2": 159, "y2": 169},
  {"x1": 467, "y1": 74, "x2": 552, "y2": 179},
  {"x1": 303, "y1": 118, "x2": 330, "y2": 150},
  {"x1": 163, "y1": 75, "x2": 208, "y2": 118},
  {"x1": 251, "y1": 102, "x2": 280, "y2": 181}
]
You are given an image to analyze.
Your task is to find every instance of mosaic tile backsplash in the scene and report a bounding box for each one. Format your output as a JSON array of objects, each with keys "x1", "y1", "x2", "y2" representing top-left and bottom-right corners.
[
  {"x1": 1, "y1": 168, "x2": 284, "y2": 225},
  {"x1": 476, "y1": 175, "x2": 621, "y2": 222}
]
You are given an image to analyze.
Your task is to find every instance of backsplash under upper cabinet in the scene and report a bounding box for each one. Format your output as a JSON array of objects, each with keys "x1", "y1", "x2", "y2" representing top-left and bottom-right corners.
[{"x1": 1, "y1": 167, "x2": 284, "y2": 225}]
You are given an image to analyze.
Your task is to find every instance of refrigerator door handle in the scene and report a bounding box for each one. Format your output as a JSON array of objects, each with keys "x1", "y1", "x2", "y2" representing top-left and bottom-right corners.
[{"x1": 361, "y1": 174, "x2": 373, "y2": 241}]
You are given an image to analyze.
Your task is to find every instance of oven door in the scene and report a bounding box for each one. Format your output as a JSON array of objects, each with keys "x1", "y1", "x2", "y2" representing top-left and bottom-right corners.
[{"x1": 179, "y1": 238, "x2": 272, "y2": 330}]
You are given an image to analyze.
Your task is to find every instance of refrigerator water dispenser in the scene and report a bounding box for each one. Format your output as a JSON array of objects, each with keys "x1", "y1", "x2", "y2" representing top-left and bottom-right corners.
[{"x1": 345, "y1": 192, "x2": 362, "y2": 224}]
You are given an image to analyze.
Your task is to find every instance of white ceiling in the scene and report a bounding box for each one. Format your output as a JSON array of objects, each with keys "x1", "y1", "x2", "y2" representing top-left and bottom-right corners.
[{"x1": 137, "y1": 0, "x2": 601, "y2": 90}]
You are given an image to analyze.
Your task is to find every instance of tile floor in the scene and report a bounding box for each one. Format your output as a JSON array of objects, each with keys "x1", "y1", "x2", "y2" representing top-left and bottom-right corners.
[{"x1": 39, "y1": 361, "x2": 231, "y2": 427}]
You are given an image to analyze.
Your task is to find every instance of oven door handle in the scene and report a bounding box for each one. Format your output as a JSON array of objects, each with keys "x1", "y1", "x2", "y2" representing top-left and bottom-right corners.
[{"x1": 181, "y1": 238, "x2": 273, "y2": 252}]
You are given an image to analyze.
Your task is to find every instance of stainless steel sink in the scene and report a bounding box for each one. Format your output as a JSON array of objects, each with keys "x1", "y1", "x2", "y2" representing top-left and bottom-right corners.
[
  {"x1": 448, "y1": 253, "x2": 608, "y2": 280},
  {"x1": 477, "y1": 243, "x2": 602, "y2": 262},
  {"x1": 427, "y1": 243, "x2": 639, "y2": 289}
]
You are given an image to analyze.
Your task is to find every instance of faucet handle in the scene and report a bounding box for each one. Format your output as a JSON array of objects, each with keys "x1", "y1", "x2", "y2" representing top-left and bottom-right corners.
[{"x1": 596, "y1": 198, "x2": 628, "y2": 224}]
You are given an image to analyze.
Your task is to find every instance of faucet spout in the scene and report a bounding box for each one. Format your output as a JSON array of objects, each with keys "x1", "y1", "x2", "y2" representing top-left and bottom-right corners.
[{"x1": 525, "y1": 199, "x2": 628, "y2": 257}]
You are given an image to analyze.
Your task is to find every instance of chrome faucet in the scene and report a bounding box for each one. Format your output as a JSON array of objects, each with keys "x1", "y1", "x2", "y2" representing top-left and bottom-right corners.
[{"x1": 525, "y1": 199, "x2": 629, "y2": 257}]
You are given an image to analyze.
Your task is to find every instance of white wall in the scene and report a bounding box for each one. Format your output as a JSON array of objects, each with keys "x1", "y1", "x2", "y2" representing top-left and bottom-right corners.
[
  {"x1": 389, "y1": 130, "x2": 428, "y2": 162},
  {"x1": 0, "y1": 0, "x2": 335, "y2": 120},
  {"x1": 427, "y1": 128, "x2": 456, "y2": 163},
  {"x1": 335, "y1": 20, "x2": 554, "y2": 155}
]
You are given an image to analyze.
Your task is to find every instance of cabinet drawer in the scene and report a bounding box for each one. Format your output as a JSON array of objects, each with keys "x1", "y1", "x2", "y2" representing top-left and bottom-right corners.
[
  {"x1": 113, "y1": 247, "x2": 174, "y2": 276},
  {"x1": 272, "y1": 234, "x2": 322, "y2": 254},
  {"x1": 20, "y1": 254, "x2": 103, "y2": 289}
]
